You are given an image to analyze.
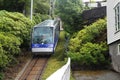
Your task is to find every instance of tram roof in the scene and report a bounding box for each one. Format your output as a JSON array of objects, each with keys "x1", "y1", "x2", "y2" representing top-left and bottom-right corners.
[{"x1": 34, "y1": 19, "x2": 57, "y2": 28}]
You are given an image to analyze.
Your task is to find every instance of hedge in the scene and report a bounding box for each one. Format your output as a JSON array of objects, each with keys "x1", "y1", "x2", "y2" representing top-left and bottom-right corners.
[{"x1": 67, "y1": 18, "x2": 109, "y2": 67}]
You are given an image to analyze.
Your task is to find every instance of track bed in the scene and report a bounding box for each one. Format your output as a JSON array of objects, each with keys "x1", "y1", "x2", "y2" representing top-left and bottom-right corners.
[{"x1": 18, "y1": 55, "x2": 49, "y2": 80}]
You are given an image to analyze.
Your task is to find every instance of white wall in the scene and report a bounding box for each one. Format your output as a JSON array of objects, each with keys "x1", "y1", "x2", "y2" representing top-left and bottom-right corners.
[
  {"x1": 83, "y1": 2, "x2": 106, "y2": 7},
  {"x1": 83, "y1": 0, "x2": 105, "y2": 3},
  {"x1": 107, "y1": 0, "x2": 120, "y2": 44},
  {"x1": 89, "y1": 2, "x2": 106, "y2": 7}
]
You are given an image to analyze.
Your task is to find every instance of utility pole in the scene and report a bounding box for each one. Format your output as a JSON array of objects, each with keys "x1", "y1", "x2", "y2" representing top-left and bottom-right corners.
[
  {"x1": 30, "y1": 0, "x2": 33, "y2": 21},
  {"x1": 50, "y1": 0, "x2": 56, "y2": 19},
  {"x1": 50, "y1": 0, "x2": 53, "y2": 18}
]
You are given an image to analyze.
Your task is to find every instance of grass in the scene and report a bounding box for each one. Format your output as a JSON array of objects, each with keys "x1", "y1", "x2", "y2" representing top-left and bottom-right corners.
[{"x1": 41, "y1": 31, "x2": 75, "y2": 80}]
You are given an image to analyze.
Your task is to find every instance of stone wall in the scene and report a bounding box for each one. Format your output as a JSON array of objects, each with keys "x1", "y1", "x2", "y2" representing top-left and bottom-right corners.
[{"x1": 82, "y1": 6, "x2": 106, "y2": 25}]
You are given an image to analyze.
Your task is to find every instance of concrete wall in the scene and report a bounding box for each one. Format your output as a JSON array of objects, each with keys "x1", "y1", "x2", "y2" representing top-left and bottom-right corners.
[
  {"x1": 109, "y1": 40, "x2": 120, "y2": 72},
  {"x1": 107, "y1": 0, "x2": 120, "y2": 44}
]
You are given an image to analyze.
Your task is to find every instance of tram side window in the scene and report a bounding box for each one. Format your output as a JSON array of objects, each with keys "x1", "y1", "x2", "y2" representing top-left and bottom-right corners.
[{"x1": 54, "y1": 24, "x2": 60, "y2": 42}]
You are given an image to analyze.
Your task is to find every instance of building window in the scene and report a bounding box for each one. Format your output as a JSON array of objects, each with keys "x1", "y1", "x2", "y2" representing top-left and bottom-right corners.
[
  {"x1": 115, "y1": 3, "x2": 120, "y2": 32},
  {"x1": 118, "y1": 44, "x2": 120, "y2": 55}
]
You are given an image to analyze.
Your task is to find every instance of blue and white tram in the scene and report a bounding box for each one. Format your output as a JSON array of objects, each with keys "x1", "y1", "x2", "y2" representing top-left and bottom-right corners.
[{"x1": 31, "y1": 19, "x2": 60, "y2": 54}]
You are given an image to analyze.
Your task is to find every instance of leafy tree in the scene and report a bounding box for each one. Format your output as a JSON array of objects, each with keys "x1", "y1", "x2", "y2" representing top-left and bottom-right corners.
[
  {"x1": 0, "y1": 0, "x2": 26, "y2": 12},
  {"x1": 55, "y1": 0, "x2": 83, "y2": 34},
  {"x1": 0, "y1": 0, "x2": 50, "y2": 22},
  {"x1": 33, "y1": 13, "x2": 50, "y2": 24},
  {"x1": 34, "y1": 0, "x2": 50, "y2": 14}
]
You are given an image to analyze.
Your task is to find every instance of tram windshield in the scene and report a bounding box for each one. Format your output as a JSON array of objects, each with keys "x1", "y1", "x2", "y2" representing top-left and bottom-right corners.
[{"x1": 32, "y1": 27, "x2": 53, "y2": 44}]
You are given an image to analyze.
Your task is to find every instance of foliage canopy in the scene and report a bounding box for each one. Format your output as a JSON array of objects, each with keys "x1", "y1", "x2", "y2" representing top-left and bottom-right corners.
[{"x1": 55, "y1": 0, "x2": 83, "y2": 34}]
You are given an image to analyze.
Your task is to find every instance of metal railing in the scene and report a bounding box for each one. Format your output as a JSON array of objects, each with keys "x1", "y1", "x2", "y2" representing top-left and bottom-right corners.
[{"x1": 46, "y1": 58, "x2": 71, "y2": 80}]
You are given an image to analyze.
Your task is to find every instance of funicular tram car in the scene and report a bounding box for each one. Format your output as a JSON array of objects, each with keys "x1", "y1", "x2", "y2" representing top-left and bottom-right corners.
[{"x1": 31, "y1": 19, "x2": 60, "y2": 54}]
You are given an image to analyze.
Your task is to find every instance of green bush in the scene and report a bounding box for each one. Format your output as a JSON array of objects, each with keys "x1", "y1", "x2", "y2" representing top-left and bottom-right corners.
[
  {"x1": 0, "y1": 33, "x2": 21, "y2": 55},
  {"x1": 67, "y1": 18, "x2": 109, "y2": 67},
  {"x1": 0, "y1": 10, "x2": 33, "y2": 69},
  {"x1": 80, "y1": 42, "x2": 108, "y2": 66},
  {"x1": 68, "y1": 42, "x2": 109, "y2": 66},
  {"x1": 0, "y1": 44, "x2": 8, "y2": 68},
  {"x1": 68, "y1": 18, "x2": 106, "y2": 52},
  {"x1": 0, "y1": 10, "x2": 34, "y2": 47},
  {"x1": 0, "y1": 33, "x2": 21, "y2": 68}
]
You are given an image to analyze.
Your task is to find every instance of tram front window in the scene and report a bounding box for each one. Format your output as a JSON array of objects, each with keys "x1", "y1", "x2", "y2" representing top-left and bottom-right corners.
[{"x1": 32, "y1": 27, "x2": 53, "y2": 44}]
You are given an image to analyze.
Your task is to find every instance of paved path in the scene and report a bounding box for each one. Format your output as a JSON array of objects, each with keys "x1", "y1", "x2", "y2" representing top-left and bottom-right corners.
[{"x1": 73, "y1": 70, "x2": 120, "y2": 80}]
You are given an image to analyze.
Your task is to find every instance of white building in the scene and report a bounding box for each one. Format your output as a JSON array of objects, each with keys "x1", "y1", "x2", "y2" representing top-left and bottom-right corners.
[
  {"x1": 82, "y1": 0, "x2": 106, "y2": 8},
  {"x1": 107, "y1": 0, "x2": 120, "y2": 72}
]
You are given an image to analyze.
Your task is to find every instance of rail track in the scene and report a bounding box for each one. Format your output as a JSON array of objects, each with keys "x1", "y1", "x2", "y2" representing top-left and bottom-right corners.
[{"x1": 18, "y1": 55, "x2": 49, "y2": 80}]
